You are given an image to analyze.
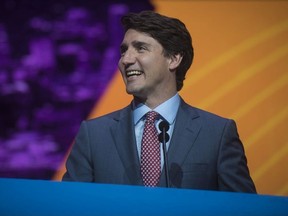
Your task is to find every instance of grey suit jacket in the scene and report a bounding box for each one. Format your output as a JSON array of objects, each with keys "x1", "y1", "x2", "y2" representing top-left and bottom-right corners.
[{"x1": 63, "y1": 100, "x2": 256, "y2": 193}]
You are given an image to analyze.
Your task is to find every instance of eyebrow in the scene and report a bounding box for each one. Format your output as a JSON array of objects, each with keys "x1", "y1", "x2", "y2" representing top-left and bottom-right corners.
[
  {"x1": 120, "y1": 40, "x2": 150, "y2": 53},
  {"x1": 132, "y1": 40, "x2": 150, "y2": 48}
]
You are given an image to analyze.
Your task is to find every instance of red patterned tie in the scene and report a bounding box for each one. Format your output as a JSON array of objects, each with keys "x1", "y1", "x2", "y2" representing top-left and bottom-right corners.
[{"x1": 140, "y1": 111, "x2": 161, "y2": 187}]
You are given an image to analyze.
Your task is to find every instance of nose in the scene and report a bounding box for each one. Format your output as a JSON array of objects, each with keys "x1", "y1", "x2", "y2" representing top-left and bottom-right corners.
[{"x1": 120, "y1": 49, "x2": 136, "y2": 67}]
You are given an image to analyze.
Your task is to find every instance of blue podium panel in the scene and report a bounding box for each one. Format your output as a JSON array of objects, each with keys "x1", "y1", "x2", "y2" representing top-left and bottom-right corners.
[{"x1": 0, "y1": 178, "x2": 287, "y2": 216}]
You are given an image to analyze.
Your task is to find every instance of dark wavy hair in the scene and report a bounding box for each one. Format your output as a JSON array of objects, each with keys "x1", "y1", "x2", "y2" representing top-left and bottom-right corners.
[{"x1": 121, "y1": 10, "x2": 194, "y2": 91}]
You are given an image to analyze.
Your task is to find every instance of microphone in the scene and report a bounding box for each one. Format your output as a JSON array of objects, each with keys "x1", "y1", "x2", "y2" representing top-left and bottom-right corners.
[{"x1": 158, "y1": 120, "x2": 170, "y2": 187}]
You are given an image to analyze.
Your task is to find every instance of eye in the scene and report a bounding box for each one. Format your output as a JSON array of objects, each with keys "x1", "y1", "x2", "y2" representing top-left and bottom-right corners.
[
  {"x1": 137, "y1": 45, "x2": 147, "y2": 52},
  {"x1": 139, "y1": 46, "x2": 145, "y2": 50},
  {"x1": 120, "y1": 45, "x2": 127, "y2": 56}
]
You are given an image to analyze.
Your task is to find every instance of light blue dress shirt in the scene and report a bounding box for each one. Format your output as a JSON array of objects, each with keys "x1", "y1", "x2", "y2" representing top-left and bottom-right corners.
[{"x1": 133, "y1": 93, "x2": 181, "y2": 170}]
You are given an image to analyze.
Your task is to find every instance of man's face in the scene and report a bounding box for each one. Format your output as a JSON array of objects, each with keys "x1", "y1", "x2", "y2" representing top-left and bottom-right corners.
[{"x1": 118, "y1": 29, "x2": 175, "y2": 100}]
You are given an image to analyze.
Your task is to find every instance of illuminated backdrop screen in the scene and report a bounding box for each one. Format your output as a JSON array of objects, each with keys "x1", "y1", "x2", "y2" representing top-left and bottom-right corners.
[{"x1": 0, "y1": 0, "x2": 287, "y2": 196}]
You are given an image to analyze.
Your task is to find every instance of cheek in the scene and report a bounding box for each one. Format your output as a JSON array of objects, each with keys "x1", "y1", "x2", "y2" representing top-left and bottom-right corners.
[
  {"x1": 117, "y1": 59, "x2": 122, "y2": 70},
  {"x1": 118, "y1": 61, "x2": 125, "y2": 75}
]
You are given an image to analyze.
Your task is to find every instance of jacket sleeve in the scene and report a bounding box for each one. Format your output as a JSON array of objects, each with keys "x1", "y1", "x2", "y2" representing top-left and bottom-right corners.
[
  {"x1": 62, "y1": 121, "x2": 94, "y2": 182},
  {"x1": 217, "y1": 119, "x2": 257, "y2": 193}
]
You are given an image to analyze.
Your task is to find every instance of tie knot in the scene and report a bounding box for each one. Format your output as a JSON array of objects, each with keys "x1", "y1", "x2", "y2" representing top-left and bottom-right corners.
[{"x1": 146, "y1": 111, "x2": 158, "y2": 122}]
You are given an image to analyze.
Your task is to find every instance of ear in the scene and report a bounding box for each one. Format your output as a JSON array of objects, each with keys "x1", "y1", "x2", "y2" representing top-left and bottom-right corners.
[{"x1": 168, "y1": 53, "x2": 183, "y2": 71}]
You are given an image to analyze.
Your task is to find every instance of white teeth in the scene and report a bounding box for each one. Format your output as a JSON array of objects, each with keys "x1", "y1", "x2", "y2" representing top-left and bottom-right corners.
[{"x1": 126, "y1": 70, "x2": 142, "y2": 77}]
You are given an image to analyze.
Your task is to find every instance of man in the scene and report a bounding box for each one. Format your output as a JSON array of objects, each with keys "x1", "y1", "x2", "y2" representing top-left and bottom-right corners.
[{"x1": 63, "y1": 11, "x2": 256, "y2": 193}]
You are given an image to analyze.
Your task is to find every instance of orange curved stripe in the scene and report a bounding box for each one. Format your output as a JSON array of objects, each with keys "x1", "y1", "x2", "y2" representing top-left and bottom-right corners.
[{"x1": 55, "y1": 1, "x2": 288, "y2": 197}]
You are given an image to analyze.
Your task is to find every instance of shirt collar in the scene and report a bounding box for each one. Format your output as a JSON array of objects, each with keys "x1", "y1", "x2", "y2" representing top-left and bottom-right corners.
[{"x1": 133, "y1": 93, "x2": 181, "y2": 125}]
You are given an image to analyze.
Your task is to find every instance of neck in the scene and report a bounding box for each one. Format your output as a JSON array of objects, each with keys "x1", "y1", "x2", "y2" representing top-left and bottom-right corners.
[{"x1": 134, "y1": 92, "x2": 177, "y2": 109}]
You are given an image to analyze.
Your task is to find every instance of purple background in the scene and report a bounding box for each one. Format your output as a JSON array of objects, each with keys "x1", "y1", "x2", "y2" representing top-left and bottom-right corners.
[{"x1": 0, "y1": 0, "x2": 153, "y2": 179}]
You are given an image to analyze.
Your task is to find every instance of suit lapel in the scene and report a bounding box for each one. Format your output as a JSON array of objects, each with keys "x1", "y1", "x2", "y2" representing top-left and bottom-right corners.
[
  {"x1": 110, "y1": 105, "x2": 142, "y2": 185},
  {"x1": 158, "y1": 100, "x2": 202, "y2": 187}
]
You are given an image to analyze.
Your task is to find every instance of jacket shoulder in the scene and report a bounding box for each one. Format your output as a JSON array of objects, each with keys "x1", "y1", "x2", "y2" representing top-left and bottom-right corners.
[
  {"x1": 85, "y1": 105, "x2": 131, "y2": 125},
  {"x1": 181, "y1": 101, "x2": 231, "y2": 122}
]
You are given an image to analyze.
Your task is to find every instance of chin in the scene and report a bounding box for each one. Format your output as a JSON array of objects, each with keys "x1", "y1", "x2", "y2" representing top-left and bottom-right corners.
[
  {"x1": 126, "y1": 88, "x2": 144, "y2": 98},
  {"x1": 125, "y1": 88, "x2": 137, "y2": 95}
]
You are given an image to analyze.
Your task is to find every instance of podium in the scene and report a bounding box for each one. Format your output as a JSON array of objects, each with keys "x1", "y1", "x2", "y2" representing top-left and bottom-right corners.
[{"x1": 0, "y1": 178, "x2": 287, "y2": 216}]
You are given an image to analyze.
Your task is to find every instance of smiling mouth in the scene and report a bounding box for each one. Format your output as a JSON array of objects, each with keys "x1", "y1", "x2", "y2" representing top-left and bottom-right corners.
[{"x1": 126, "y1": 70, "x2": 143, "y2": 78}]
